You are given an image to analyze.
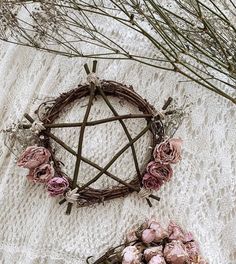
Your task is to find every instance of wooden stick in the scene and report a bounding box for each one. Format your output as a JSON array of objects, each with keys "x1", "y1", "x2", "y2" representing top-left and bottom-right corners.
[
  {"x1": 97, "y1": 85, "x2": 152, "y2": 206},
  {"x1": 77, "y1": 123, "x2": 151, "y2": 192},
  {"x1": 20, "y1": 114, "x2": 152, "y2": 129},
  {"x1": 66, "y1": 63, "x2": 96, "y2": 215}
]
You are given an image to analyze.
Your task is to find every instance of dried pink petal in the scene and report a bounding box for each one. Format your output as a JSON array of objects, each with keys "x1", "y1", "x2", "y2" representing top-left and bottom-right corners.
[
  {"x1": 47, "y1": 177, "x2": 70, "y2": 196},
  {"x1": 144, "y1": 246, "x2": 163, "y2": 262},
  {"x1": 27, "y1": 163, "x2": 54, "y2": 183},
  {"x1": 154, "y1": 138, "x2": 182, "y2": 164},
  {"x1": 122, "y1": 246, "x2": 141, "y2": 264},
  {"x1": 17, "y1": 146, "x2": 51, "y2": 169},
  {"x1": 164, "y1": 240, "x2": 189, "y2": 264},
  {"x1": 142, "y1": 229, "x2": 156, "y2": 243}
]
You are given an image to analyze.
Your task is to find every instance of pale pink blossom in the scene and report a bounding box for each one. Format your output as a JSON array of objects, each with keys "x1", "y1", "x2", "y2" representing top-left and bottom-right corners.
[
  {"x1": 17, "y1": 146, "x2": 51, "y2": 169},
  {"x1": 47, "y1": 177, "x2": 70, "y2": 196},
  {"x1": 142, "y1": 229, "x2": 156, "y2": 243},
  {"x1": 122, "y1": 246, "x2": 141, "y2": 264},
  {"x1": 153, "y1": 138, "x2": 182, "y2": 164},
  {"x1": 142, "y1": 173, "x2": 162, "y2": 190},
  {"x1": 27, "y1": 163, "x2": 54, "y2": 183},
  {"x1": 144, "y1": 246, "x2": 163, "y2": 262},
  {"x1": 185, "y1": 241, "x2": 200, "y2": 262},
  {"x1": 149, "y1": 220, "x2": 168, "y2": 242},
  {"x1": 183, "y1": 232, "x2": 194, "y2": 243},
  {"x1": 164, "y1": 240, "x2": 189, "y2": 264},
  {"x1": 168, "y1": 222, "x2": 185, "y2": 241},
  {"x1": 146, "y1": 161, "x2": 173, "y2": 182}
]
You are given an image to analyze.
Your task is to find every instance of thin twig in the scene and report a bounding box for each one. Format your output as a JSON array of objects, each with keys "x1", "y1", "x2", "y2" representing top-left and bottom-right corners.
[
  {"x1": 77, "y1": 122, "x2": 152, "y2": 192},
  {"x1": 20, "y1": 114, "x2": 153, "y2": 129},
  {"x1": 66, "y1": 63, "x2": 96, "y2": 215}
]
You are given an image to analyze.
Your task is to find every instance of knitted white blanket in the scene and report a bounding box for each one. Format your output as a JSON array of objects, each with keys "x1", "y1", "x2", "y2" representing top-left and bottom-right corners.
[{"x1": 0, "y1": 13, "x2": 235, "y2": 264}]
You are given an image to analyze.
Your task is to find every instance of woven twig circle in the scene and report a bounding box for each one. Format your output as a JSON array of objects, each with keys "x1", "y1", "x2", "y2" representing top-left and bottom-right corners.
[
  {"x1": 17, "y1": 61, "x2": 177, "y2": 214},
  {"x1": 39, "y1": 81, "x2": 163, "y2": 207}
]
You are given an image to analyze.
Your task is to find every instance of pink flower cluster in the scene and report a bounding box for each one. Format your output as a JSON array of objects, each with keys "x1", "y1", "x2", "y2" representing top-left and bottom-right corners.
[
  {"x1": 17, "y1": 146, "x2": 69, "y2": 196},
  {"x1": 123, "y1": 219, "x2": 208, "y2": 264},
  {"x1": 142, "y1": 138, "x2": 182, "y2": 190}
]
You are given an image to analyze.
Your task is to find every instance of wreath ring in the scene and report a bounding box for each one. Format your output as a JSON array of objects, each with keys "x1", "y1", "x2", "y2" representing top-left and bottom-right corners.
[{"x1": 17, "y1": 61, "x2": 178, "y2": 215}]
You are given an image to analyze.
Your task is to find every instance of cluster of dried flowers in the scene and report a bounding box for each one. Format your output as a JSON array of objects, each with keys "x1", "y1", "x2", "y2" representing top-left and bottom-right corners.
[
  {"x1": 93, "y1": 219, "x2": 208, "y2": 264},
  {"x1": 142, "y1": 138, "x2": 182, "y2": 191},
  {"x1": 17, "y1": 137, "x2": 182, "y2": 199},
  {"x1": 17, "y1": 146, "x2": 70, "y2": 196}
]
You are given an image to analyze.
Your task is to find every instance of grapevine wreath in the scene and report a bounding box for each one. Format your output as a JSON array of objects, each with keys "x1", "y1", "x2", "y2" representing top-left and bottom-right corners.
[{"x1": 13, "y1": 61, "x2": 184, "y2": 215}]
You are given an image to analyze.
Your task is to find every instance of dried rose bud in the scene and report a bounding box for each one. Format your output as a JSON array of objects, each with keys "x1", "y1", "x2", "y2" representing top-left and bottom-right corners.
[
  {"x1": 122, "y1": 246, "x2": 141, "y2": 264},
  {"x1": 185, "y1": 240, "x2": 200, "y2": 262},
  {"x1": 17, "y1": 146, "x2": 51, "y2": 169},
  {"x1": 47, "y1": 176, "x2": 70, "y2": 196},
  {"x1": 153, "y1": 138, "x2": 182, "y2": 164},
  {"x1": 149, "y1": 221, "x2": 168, "y2": 242},
  {"x1": 183, "y1": 232, "x2": 194, "y2": 243},
  {"x1": 168, "y1": 222, "x2": 185, "y2": 241},
  {"x1": 144, "y1": 246, "x2": 163, "y2": 262},
  {"x1": 27, "y1": 163, "x2": 54, "y2": 183},
  {"x1": 149, "y1": 255, "x2": 166, "y2": 264},
  {"x1": 146, "y1": 161, "x2": 173, "y2": 182},
  {"x1": 142, "y1": 173, "x2": 162, "y2": 191},
  {"x1": 142, "y1": 229, "x2": 156, "y2": 243},
  {"x1": 126, "y1": 229, "x2": 138, "y2": 243},
  {"x1": 164, "y1": 240, "x2": 189, "y2": 264}
]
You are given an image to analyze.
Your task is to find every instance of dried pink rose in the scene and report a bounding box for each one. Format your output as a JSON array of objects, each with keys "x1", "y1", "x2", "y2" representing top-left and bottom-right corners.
[
  {"x1": 183, "y1": 232, "x2": 194, "y2": 243},
  {"x1": 122, "y1": 246, "x2": 141, "y2": 264},
  {"x1": 142, "y1": 173, "x2": 162, "y2": 190},
  {"x1": 142, "y1": 173, "x2": 163, "y2": 190},
  {"x1": 27, "y1": 163, "x2": 54, "y2": 183},
  {"x1": 47, "y1": 177, "x2": 70, "y2": 196},
  {"x1": 168, "y1": 222, "x2": 185, "y2": 241},
  {"x1": 146, "y1": 161, "x2": 173, "y2": 182},
  {"x1": 149, "y1": 255, "x2": 166, "y2": 264},
  {"x1": 185, "y1": 241, "x2": 200, "y2": 262},
  {"x1": 126, "y1": 229, "x2": 138, "y2": 243},
  {"x1": 153, "y1": 138, "x2": 182, "y2": 164},
  {"x1": 142, "y1": 229, "x2": 156, "y2": 243},
  {"x1": 149, "y1": 220, "x2": 168, "y2": 242},
  {"x1": 144, "y1": 246, "x2": 163, "y2": 262},
  {"x1": 17, "y1": 146, "x2": 51, "y2": 169},
  {"x1": 164, "y1": 240, "x2": 189, "y2": 264}
]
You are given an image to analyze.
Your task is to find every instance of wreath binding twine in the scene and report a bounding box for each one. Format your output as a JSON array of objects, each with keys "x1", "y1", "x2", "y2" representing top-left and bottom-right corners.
[{"x1": 14, "y1": 61, "x2": 183, "y2": 215}]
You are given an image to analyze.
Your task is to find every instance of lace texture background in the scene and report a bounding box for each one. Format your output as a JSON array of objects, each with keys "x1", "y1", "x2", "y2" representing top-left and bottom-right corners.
[{"x1": 0, "y1": 11, "x2": 236, "y2": 264}]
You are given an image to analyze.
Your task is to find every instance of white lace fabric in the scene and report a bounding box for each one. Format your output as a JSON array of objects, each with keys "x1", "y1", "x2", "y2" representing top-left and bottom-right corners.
[{"x1": 0, "y1": 19, "x2": 236, "y2": 264}]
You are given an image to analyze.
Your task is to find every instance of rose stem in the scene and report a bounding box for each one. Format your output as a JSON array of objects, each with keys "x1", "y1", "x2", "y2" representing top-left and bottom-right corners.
[
  {"x1": 97, "y1": 85, "x2": 152, "y2": 207},
  {"x1": 20, "y1": 114, "x2": 153, "y2": 129},
  {"x1": 65, "y1": 62, "x2": 96, "y2": 215},
  {"x1": 91, "y1": 240, "x2": 138, "y2": 264}
]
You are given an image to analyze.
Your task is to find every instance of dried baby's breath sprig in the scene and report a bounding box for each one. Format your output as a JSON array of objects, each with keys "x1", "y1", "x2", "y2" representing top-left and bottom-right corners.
[
  {"x1": 1, "y1": 121, "x2": 40, "y2": 157},
  {"x1": 0, "y1": 0, "x2": 235, "y2": 104}
]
